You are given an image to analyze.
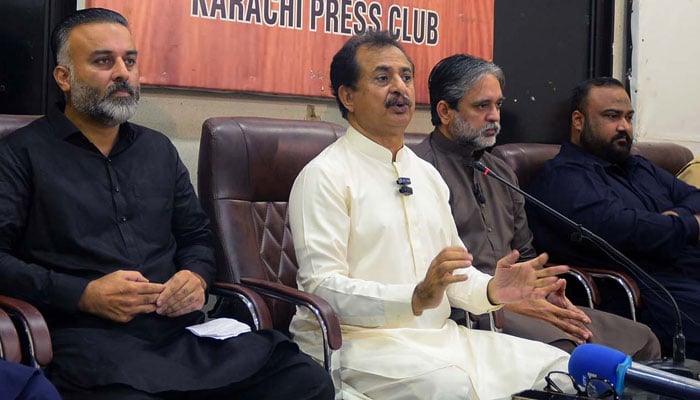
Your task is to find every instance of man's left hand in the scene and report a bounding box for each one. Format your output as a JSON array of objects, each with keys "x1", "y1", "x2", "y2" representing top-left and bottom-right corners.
[
  {"x1": 488, "y1": 250, "x2": 568, "y2": 304},
  {"x1": 156, "y1": 270, "x2": 207, "y2": 317},
  {"x1": 505, "y1": 296, "x2": 592, "y2": 344}
]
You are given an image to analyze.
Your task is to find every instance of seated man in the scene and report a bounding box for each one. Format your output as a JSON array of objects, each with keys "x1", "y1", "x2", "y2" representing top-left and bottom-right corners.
[
  {"x1": 0, "y1": 8, "x2": 333, "y2": 399},
  {"x1": 412, "y1": 54, "x2": 660, "y2": 360},
  {"x1": 527, "y1": 77, "x2": 700, "y2": 358},
  {"x1": 289, "y1": 30, "x2": 571, "y2": 400}
]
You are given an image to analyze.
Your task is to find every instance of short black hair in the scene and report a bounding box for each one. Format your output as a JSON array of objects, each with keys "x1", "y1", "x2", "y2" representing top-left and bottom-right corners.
[
  {"x1": 428, "y1": 54, "x2": 505, "y2": 127},
  {"x1": 570, "y1": 77, "x2": 626, "y2": 116},
  {"x1": 51, "y1": 8, "x2": 129, "y2": 66},
  {"x1": 330, "y1": 30, "x2": 413, "y2": 119}
]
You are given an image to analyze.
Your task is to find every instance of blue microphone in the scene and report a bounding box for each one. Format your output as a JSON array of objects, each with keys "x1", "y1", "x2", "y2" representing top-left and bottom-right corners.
[{"x1": 569, "y1": 344, "x2": 700, "y2": 398}]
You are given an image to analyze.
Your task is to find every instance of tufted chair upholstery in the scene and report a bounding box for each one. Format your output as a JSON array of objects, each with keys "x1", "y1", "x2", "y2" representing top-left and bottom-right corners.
[
  {"x1": 490, "y1": 141, "x2": 695, "y2": 320},
  {"x1": 198, "y1": 117, "x2": 346, "y2": 377}
]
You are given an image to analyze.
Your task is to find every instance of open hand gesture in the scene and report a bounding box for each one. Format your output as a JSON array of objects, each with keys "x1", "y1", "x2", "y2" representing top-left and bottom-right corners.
[{"x1": 487, "y1": 250, "x2": 568, "y2": 305}]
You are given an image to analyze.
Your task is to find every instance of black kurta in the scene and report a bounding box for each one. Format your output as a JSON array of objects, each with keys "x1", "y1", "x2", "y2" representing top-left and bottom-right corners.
[{"x1": 0, "y1": 108, "x2": 289, "y2": 392}]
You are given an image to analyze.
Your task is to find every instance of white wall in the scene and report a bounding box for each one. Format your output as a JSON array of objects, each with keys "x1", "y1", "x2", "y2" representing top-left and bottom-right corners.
[{"x1": 631, "y1": 0, "x2": 700, "y2": 156}]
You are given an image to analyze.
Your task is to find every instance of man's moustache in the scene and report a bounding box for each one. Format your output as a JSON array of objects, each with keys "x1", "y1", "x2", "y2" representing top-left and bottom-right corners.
[
  {"x1": 611, "y1": 132, "x2": 631, "y2": 143},
  {"x1": 481, "y1": 122, "x2": 501, "y2": 134},
  {"x1": 385, "y1": 95, "x2": 413, "y2": 108},
  {"x1": 104, "y1": 82, "x2": 136, "y2": 98}
]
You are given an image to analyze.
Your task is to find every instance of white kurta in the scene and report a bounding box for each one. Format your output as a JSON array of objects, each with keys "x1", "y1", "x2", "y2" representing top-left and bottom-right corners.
[{"x1": 289, "y1": 127, "x2": 569, "y2": 400}]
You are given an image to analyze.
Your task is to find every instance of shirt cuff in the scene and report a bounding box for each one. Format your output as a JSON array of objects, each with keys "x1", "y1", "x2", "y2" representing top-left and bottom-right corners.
[
  {"x1": 672, "y1": 207, "x2": 700, "y2": 243},
  {"x1": 50, "y1": 272, "x2": 90, "y2": 313}
]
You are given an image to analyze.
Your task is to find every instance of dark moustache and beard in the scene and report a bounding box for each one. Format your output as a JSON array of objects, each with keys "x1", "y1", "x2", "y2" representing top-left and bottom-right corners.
[{"x1": 579, "y1": 123, "x2": 632, "y2": 165}]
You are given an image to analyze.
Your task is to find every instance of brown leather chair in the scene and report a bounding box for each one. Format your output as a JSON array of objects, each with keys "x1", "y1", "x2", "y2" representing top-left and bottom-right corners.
[
  {"x1": 0, "y1": 296, "x2": 52, "y2": 368},
  {"x1": 0, "y1": 307, "x2": 21, "y2": 363},
  {"x1": 0, "y1": 114, "x2": 41, "y2": 138},
  {"x1": 490, "y1": 141, "x2": 695, "y2": 320},
  {"x1": 198, "y1": 117, "x2": 344, "y2": 377}
]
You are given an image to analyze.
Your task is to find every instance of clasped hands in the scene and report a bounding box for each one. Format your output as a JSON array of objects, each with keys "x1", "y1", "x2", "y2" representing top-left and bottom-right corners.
[
  {"x1": 412, "y1": 246, "x2": 569, "y2": 316},
  {"x1": 78, "y1": 269, "x2": 206, "y2": 323}
]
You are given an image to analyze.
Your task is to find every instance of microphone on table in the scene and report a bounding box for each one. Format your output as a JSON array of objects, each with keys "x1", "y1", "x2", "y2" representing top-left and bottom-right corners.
[
  {"x1": 569, "y1": 343, "x2": 700, "y2": 398},
  {"x1": 471, "y1": 160, "x2": 700, "y2": 379}
]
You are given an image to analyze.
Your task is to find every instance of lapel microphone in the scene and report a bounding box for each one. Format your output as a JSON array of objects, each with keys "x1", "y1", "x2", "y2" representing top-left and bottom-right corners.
[{"x1": 397, "y1": 177, "x2": 413, "y2": 196}]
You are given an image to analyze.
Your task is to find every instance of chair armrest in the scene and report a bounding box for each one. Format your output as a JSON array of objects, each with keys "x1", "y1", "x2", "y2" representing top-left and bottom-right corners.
[
  {"x1": 546, "y1": 263, "x2": 600, "y2": 309},
  {"x1": 0, "y1": 308, "x2": 21, "y2": 363},
  {"x1": 240, "y1": 277, "x2": 342, "y2": 373},
  {"x1": 575, "y1": 267, "x2": 641, "y2": 320},
  {"x1": 468, "y1": 309, "x2": 505, "y2": 332},
  {"x1": 211, "y1": 281, "x2": 273, "y2": 330},
  {"x1": 0, "y1": 295, "x2": 52, "y2": 367}
]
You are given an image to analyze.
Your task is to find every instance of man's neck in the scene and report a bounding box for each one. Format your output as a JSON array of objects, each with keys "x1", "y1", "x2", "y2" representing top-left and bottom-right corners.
[
  {"x1": 348, "y1": 119, "x2": 405, "y2": 161},
  {"x1": 64, "y1": 106, "x2": 120, "y2": 156}
]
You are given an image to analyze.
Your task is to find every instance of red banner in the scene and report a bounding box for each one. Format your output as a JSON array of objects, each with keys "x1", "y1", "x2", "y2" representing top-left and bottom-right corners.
[{"x1": 86, "y1": 0, "x2": 494, "y2": 104}]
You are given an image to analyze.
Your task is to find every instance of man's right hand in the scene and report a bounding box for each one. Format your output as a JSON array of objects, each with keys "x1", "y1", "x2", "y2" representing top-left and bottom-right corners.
[
  {"x1": 412, "y1": 246, "x2": 471, "y2": 316},
  {"x1": 78, "y1": 270, "x2": 165, "y2": 323}
]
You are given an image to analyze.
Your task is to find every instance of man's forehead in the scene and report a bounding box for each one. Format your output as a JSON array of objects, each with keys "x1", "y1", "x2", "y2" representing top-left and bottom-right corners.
[
  {"x1": 357, "y1": 45, "x2": 412, "y2": 70},
  {"x1": 464, "y1": 75, "x2": 503, "y2": 101},
  {"x1": 68, "y1": 22, "x2": 134, "y2": 48},
  {"x1": 588, "y1": 86, "x2": 632, "y2": 109}
]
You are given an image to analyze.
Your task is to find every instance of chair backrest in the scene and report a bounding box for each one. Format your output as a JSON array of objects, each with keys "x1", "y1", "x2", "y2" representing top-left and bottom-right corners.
[
  {"x1": 0, "y1": 114, "x2": 41, "y2": 139},
  {"x1": 198, "y1": 117, "x2": 346, "y2": 332},
  {"x1": 490, "y1": 141, "x2": 694, "y2": 191}
]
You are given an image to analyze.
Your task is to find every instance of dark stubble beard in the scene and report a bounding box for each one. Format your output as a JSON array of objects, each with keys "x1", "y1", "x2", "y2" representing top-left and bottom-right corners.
[
  {"x1": 70, "y1": 76, "x2": 140, "y2": 126},
  {"x1": 579, "y1": 120, "x2": 632, "y2": 165},
  {"x1": 449, "y1": 114, "x2": 500, "y2": 150}
]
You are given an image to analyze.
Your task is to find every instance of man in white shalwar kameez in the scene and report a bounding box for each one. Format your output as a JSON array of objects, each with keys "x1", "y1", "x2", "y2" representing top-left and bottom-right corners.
[{"x1": 289, "y1": 31, "x2": 571, "y2": 400}]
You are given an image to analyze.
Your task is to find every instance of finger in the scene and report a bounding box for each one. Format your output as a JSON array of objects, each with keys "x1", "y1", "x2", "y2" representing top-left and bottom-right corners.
[
  {"x1": 119, "y1": 270, "x2": 150, "y2": 282},
  {"x1": 537, "y1": 264, "x2": 569, "y2": 278},
  {"x1": 156, "y1": 279, "x2": 187, "y2": 307},
  {"x1": 527, "y1": 252, "x2": 549, "y2": 269},
  {"x1": 134, "y1": 282, "x2": 165, "y2": 295},
  {"x1": 437, "y1": 259, "x2": 473, "y2": 274},
  {"x1": 552, "y1": 307, "x2": 591, "y2": 323},
  {"x1": 551, "y1": 319, "x2": 591, "y2": 343},
  {"x1": 532, "y1": 278, "x2": 567, "y2": 297},
  {"x1": 497, "y1": 249, "x2": 520, "y2": 268},
  {"x1": 434, "y1": 247, "x2": 472, "y2": 265},
  {"x1": 158, "y1": 292, "x2": 203, "y2": 316}
]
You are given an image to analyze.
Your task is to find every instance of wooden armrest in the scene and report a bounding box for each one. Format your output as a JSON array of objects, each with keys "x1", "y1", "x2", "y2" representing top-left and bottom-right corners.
[
  {"x1": 211, "y1": 281, "x2": 273, "y2": 330},
  {"x1": 0, "y1": 295, "x2": 52, "y2": 367},
  {"x1": 240, "y1": 277, "x2": 342, "y2": 351},
  {"x1": 491, "y1": 309, "x2": 505, "y2": 330},
  {"x1": 0, "y1": 308, "x2": 21, "y2": 363}
]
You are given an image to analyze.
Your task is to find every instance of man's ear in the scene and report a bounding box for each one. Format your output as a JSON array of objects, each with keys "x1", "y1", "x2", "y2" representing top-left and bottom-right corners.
[
  {"x1": 436, "y1": 100, "x2": 454, "y2": 126},
  {"x1": 53, "y1": 66, "x2": 71, "y2": 93},
  {"x1": 338, "y1": 85, "x2": 355, "y2": 114},
  {"x1": 571, "y1": 110, "x2": 585, "y2": 142}
]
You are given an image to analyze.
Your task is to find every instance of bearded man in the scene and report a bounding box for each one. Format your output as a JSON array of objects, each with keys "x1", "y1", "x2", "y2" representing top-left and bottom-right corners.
[
  {"x1": 529, "y1": 76, "x2": 700, "y2": 359},
  {"x1": 0, "y1": 7, "x2": 333, "y2": 399},
  {"x1": 413, "y1": 55, "x2": 660, "y2": 361}
]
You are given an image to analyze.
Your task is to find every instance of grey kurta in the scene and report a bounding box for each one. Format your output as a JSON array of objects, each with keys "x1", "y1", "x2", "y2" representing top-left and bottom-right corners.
[
  {"x1": 412, "y1": 130, "x2": 660, "y2": 361},
  {"x1": 289, "y1": 127, "x2": 570, "y2": 400}
]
